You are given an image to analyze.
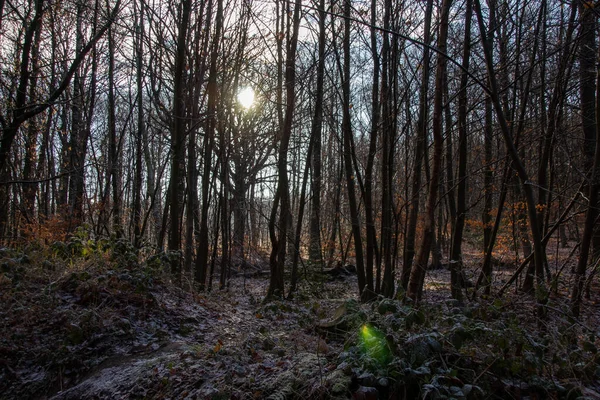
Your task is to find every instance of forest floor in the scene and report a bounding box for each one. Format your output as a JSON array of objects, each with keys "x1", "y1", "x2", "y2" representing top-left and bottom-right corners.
[{"x1": 1, "y1": 239, "x2": 600, "y2": 399}]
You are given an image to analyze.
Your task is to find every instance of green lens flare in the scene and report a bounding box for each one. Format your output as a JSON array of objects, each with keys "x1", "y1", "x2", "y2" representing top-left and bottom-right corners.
[
  {"x1": 359, "y1": 324, "x2": 390, "y2": 364},
  {"x1": 361, "y1": 324, "x2": 372, "y2": 338}
]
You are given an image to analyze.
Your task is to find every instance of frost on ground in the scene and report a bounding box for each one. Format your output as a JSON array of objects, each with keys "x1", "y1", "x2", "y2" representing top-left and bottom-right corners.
[
  {"x1": 1, "y1": 244, "x2": 600, "y2": 399},
  {"x1": 0, "y1": 248, "x2": 356, "y2": 399}
]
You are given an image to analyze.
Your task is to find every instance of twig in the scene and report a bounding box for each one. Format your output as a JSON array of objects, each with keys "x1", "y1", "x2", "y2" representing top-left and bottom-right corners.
[
  {"x1": 473, "y1": 356, "x2": 499, "y2": 384},
  {"x1": 551, "y1": 242, "x2": 580, "y2": 294},
  {"x1": 497, "y1": 187, "x2": 583, "y2": 296}
]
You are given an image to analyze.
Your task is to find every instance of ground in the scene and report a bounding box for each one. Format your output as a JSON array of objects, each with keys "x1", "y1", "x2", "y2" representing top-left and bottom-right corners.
[{"x1": 1, "y1": 240, "x2": 600, "y2": 399}]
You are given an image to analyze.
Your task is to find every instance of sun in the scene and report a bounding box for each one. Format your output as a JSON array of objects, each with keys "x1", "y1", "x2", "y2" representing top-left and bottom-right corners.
[{"x1": 237, "y1": 87, "x2": 255, "y2": 109}]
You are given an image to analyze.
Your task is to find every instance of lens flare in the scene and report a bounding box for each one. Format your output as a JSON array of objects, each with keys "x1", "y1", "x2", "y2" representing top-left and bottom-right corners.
[{"x1": 359, "y1": 324, "x2": 390, "y2": 364}]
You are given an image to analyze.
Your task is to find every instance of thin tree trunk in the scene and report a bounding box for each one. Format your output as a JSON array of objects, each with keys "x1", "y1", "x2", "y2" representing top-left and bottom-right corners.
[
  {"x1": 106, "y1": 13, "x2": 121, "y2": 237},
  {"x1": 407, "y1": 0, "x2": 452, "y2": 303},
  {"x1": 571, "y1": 4, "x2": 599, "y2": 318},
  {"x1": 220, "y1": 147, "x2": 230, "y2": 289},
  {"x1": 326, "y1": 165, "x2": 343, "y2": 268},
  {"x1": 449, "y1": 0, "x2": 472, "y2": 302},
  {"x1": 0, "y1": 0, "x2": 121, "y2": 174},
  {"x1": 496, "y1": 186, "x2": 582, "y2": 297},
  {"x1": 483, "y1": 97, "x2": 494, "y2": 256},
  {"x1": 337, "y1": 0, "x2": 367, "y2": 299},
  {"x1": 196, "y1": 0, "x2": 220, "y2": 288},
  {"x1": 132, "y1": 0, "x2": 145, "y2": 248},
  {"x1": 169, "y1": 0, "x2": 192, "y2": 276},
  {"x1": 380, "y1": 0, "x2": 394, "y2": 298},
  {"x1": 365, "y1": 0, "x2": 380, "y2": 294},
  {"x1": 67, "y1": 1, "x2": 86, "y2": 230},
  {"x1": 266, "y1": 0, "x2": 302, "y2": 300},
  {"x1": 184, "y1": 2, "x2": 209, "y2": 274},
  {"x1": 474, "y1": 0, "x2": 548, "y2": 319},
  {"x1": 290, "y1": 130, "x2": 316, "y2": 296},
  {"x1": 402, "y1": 0, "x2": 433, "y2": 289},
  {"x1": 22, "y1": 6, "x2": 43, "y2": 228},
  {"x1": 309, "y1": 0, "x2": 326, "y2": 266}
]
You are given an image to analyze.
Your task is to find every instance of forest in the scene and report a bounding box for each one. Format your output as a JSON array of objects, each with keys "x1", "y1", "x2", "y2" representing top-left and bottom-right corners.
[{"x1": 1, "y1": 0, "x2": 600, "y2": 398}]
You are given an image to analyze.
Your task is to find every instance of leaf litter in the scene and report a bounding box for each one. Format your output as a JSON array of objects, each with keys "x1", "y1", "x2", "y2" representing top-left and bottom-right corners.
[{"x1": 1, "y1": 242, "x2": 600, "y2": 399}]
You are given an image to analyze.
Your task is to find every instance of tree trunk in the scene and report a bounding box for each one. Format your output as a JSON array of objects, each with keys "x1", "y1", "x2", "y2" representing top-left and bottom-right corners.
[
  {"x1": 169, "y1": 0, "x2": 192, "y2": 276},
  {"x1": 380, "y1": 0, "x2": 394, "y2": 298},
  {"x1": 106, "y1": 16, "x2": 121, "y2": 237},
  {"x1": 402, "y1": 0, "x2": 433, "y2": 289},
  {"x1": 337, "y1": 0, "x2": 367, "y2": 299},
  {"x1": 407, "y1": 0, "x2": 452, "y2": 303},
  {"x1": 365, "y1": 0, "x2": 380, "y2": 294},
  {"x1": 309, "y1": 0, "x2": 326, "y2": 267},
  {"x1": 184, "y1": 2, "x2": 209, "y2": 274},
  {"x1": 266, "y1": 0, "x2": 302, "y2": 300},
  {"x1": 449, "y1": 0, "x2": 472, "y2": 302},
  {"x1": 571, "y1": 3, "x2": 598, "y2": 318},
  {"x1": 67, "y1": 1, "x2": 86, "y2": 230},
  {"x1": 290, "y1": 129, "x2": 316, "y2": 296},
  {"x1": 132, "y1": 0, "x2": 145, "y2": 248},
  {"x1": 21, "y1": 7, "x2": 43, "y2": 229},
  {"x1": 474, "y1": 0, "x2": 547, "y2": 319},
  {"x1": 196, "y1": 0, "x2": 220, "y2": 288},
  {"x1": 0, "y1": 0, "x2": 120, "y2": 175}
]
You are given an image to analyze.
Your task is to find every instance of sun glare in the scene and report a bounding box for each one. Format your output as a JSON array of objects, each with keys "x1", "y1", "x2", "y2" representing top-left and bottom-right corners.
[
  {"x1": 359, "y1": 324, "x2": 390, "y2": 364},
  {"x1": 237, "y1": 87, "x2": 255, "y2": 109}
]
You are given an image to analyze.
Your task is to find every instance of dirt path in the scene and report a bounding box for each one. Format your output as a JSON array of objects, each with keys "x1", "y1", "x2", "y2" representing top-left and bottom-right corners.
[{"x1": 47, "y1": 277, "x2": 352, "y2": 399}]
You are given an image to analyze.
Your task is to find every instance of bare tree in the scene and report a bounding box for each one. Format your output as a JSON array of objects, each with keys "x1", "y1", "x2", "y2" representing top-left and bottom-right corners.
[
  {"x1": 196, "y1": 0, "x2": 221, "y2": 288},
  {"x1": 266, "y1": 0, "x2": 302, "y2": 300},
  {"x1": 473, "y1": 0, "x2": 547, "y2": 319},
  {"x1": 401, "y1": 0, "x2": 433, "y2": 290},
  {"x1": 571, "y1": 1, "x2": 598, "y2": 318},
  {"x1": 407, "y1": 0, "x2": 452, "y2": 303},
  {"x1": 449, "y1": 0, "x2": 473, "y2": 302},
  {"x1": 168, "y1": 0, "x2": 192, "y2": 275}
]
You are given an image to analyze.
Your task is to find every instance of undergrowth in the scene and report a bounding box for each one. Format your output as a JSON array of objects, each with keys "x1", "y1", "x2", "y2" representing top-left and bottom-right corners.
[
  {"x1": 1, "y1": 234, "x2": 599, "y2": 399},
  {"x1": 0, "y1": 235, "x2": 174, "y2": 399},
  {"x1": 332, "y1": 296, "x2": 600, "y2": 399}
]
